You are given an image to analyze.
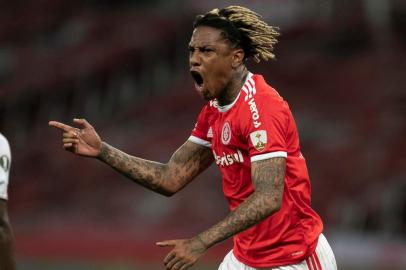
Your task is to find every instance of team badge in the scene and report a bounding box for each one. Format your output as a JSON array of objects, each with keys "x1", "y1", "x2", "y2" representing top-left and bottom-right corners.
[
  {"x1": 0, "y1": 155, "x2": 10, "y2": 172},
  {"x1": 221, "y1": 122, "x2": 232, "y2": 145},
  {"x1": 250, "y1": 130, "x2": 267, "y2": 151}
]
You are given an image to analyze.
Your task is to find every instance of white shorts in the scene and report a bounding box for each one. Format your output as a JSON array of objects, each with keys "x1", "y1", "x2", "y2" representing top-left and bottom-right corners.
[{"x1": 218, "y1": 234, "x2": 337, "y2": 270}]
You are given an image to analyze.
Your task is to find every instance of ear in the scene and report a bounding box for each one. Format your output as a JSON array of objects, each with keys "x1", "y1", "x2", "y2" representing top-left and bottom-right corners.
[{"x1": 231, "y1": 48, "x2": 245, "y2": 69}]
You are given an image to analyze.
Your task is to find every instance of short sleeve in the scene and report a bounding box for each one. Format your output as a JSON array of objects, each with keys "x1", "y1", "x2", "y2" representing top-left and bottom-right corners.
[
  {"x1": 0, "y1": 135, "x2": 11, "y2": 200},
  {"x1": 188, "y1": 105, "x2": 212, "y2": 148},
  {"x1": 242, "y1": 93, "x2": 288, "y2": 162}
]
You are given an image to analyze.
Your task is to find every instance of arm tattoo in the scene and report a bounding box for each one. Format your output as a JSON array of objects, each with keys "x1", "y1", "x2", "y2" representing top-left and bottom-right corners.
[
  {"x1": 198, "y1": 157, "x2": 286, "y2": 248},
  {"x1": 97, "y1": 141, "x2": 213, "y2": 196}
]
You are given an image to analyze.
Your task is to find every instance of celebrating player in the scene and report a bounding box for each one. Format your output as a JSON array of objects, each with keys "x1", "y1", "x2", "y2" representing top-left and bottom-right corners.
[
  {"x1": 0, "y1": 133, "x2": 17, "y2": 270},
  {"x1": 49, "y1": 6, "x2": 337, "y2": 270}
]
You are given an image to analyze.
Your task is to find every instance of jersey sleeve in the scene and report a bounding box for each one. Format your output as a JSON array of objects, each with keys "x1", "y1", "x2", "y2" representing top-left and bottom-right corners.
[
  {"x1": 188, "y1": 105, "x2": 212, "y2": 148},
  {"x1": 242, "y1": 92, "x2": 288, "y2": 162},
  {"x1": 0, "y1": 135, "x2": 11, "y2": 200}
]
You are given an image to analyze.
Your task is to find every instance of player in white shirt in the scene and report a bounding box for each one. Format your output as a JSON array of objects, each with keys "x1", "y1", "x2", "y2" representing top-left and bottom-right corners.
[{"x1": 0, "y1": 133, "x2": 16, "y2": 270}]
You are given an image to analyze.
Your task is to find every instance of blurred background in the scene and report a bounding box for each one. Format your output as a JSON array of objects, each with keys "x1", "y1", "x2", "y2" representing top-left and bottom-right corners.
[{"x1": 0, "y1": 0, "x2": 405, "y2": 269}]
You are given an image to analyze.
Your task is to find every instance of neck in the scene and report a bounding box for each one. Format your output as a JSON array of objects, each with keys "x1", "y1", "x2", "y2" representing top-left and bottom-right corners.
[{"x1": 217, "y1": 66, "x2": 249, "y2": 106}]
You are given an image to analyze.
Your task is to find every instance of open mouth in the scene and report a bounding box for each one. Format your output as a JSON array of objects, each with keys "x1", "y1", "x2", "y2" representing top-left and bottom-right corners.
[
  {"x1": 191, "y1": 70, "x2": 204, "y2": 87},
  {"x1": 190, "y1": 70, "x2": 206, "y2": 97}
]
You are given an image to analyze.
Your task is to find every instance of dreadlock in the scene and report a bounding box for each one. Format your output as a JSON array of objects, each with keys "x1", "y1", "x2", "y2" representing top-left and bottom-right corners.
[{"x1": 193, "y1": 6, "x2": 280, "y2": 62}]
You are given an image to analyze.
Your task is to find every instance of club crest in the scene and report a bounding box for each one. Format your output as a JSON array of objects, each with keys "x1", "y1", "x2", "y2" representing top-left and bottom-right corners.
[
  {"x1": 250, "y1": 130, "x2": 267, "y2": 151},
  {"x1": 221, "y1": 122, "x2": 232, "y2": 145}
]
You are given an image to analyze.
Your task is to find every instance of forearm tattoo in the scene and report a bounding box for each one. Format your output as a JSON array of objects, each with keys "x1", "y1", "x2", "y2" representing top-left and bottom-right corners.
[
  {"x1": 198, "y1": 157, "x2": 286, "y2": 248},
  {"x1": 98, "y1": 141, "x2": 213, "y2": 195}
]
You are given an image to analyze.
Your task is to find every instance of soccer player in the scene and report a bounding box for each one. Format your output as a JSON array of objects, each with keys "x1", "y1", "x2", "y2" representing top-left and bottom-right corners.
[
  {"x1": 49, "y1": 6, "x2": 337, "y2": 270},
  {"x1": 0, "y1": 133, "x2": 17, "y2": 270}
]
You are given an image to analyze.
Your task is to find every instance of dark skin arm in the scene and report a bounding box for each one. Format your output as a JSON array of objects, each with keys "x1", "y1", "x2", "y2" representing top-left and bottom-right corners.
[
  {"x1": 98, "y1": 141, "x2": 213, "y2": 196},
  {"x1": 157, "y1": 157, "x2": 286, "y2": 270},
  {"x1": 48, "y1": 119, "x2": 286, "y2": 270},
  {"x1": 49, "y1": 119, "x2": 214, "y2": 196},
  {"x1": 0, "y1": 200, "x2": 16, "y2": 270}
]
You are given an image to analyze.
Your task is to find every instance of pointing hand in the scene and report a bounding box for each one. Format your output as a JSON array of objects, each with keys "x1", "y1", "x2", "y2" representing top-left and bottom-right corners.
[{"x1": 49, "y1": 118, "x2": 102, "y2": 157}]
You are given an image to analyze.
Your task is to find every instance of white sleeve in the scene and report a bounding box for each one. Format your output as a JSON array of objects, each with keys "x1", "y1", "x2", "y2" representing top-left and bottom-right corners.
[
  {"x1": 0, "y1": 134, "x2": 11, "y2": 200},
  {"x1": 188, "y1": 135, "x2": 212, "y2": 147}
]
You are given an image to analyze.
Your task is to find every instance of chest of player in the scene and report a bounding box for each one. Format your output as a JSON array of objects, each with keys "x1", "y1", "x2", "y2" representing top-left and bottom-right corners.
[{"x1": 209, "y1": 113, "x2": 249, "y2": 167}]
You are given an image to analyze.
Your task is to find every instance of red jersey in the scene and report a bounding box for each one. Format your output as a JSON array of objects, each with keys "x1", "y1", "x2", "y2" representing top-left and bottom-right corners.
[{"x1": 189, "y1": 73, "x2": 323, "y2": 268}]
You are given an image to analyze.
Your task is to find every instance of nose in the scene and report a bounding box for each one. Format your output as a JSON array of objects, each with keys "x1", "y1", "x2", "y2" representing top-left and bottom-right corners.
[{"x1": 189, "y1": 51, "x2": 201, "y2": 68}]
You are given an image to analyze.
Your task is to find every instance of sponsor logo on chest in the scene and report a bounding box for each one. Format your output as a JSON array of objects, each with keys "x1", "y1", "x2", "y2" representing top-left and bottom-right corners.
[{"x1": 213, "y1": 149, "x2": 244, "y2": 167}]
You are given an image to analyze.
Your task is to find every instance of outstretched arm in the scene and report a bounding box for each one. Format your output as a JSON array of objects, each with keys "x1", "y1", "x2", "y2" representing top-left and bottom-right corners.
[
  {"x1": 157, "y1": 157, "x2": 285, "y2": 270},
  {"x1": 49, "y1": 119, "x2": 213, "y2": 196},
  {"x1": 98, "y1": 140, "x2": 213, "y2": 196},
  {"x1": 0, "y1": 201, "x2": 16, "y2": 270}
]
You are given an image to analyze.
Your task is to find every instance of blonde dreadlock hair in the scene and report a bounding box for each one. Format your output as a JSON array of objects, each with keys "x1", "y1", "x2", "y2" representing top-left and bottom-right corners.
[{"x1": 193, "y1": 6, "x2": 280, "y2": 62}]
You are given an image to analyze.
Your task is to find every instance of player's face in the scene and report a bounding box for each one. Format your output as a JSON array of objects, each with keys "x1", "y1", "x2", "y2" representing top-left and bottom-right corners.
[{"x1": 189, "y1": 26, "x2": 237, "y2": 101}]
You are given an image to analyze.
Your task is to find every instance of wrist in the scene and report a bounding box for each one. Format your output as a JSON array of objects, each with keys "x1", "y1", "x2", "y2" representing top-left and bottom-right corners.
[
  {"x1": 194, "y1": 234, "x2": 210, "y2": 250},
  {"x1": 97, "y1": 142, "x2": 108, "y2": 160}
]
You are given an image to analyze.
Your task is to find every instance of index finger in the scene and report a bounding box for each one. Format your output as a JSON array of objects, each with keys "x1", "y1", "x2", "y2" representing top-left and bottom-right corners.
[
  {"x1": 48, "y1": 121, "x2": 74, "y2": 132},
  {"x1": 156, "y1": 240, "x2": 177, "y2": 247}
]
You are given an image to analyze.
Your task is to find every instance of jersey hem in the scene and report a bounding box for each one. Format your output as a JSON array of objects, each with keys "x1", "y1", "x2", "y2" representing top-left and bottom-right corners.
[
  {"x1": 232, "y1": 233, "x2": 321, "y2": 268},
  {"x1": 188, "y1": 136, "x2": 211, "y2": 147},
  {"x1": 233, "y1": 251, "x2": 305, "y2": 268},
  {"x1": 251, "y1": 151, "x2": 287, "y2": 162}
]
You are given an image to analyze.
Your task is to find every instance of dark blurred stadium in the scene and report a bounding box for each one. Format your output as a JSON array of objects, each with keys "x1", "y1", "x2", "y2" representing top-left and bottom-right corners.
[{"x1": 0, "y1": 0, "x2": 405, "y2": 269}]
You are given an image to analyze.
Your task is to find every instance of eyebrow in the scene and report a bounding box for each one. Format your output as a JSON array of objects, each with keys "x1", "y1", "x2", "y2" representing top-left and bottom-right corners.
[
  {"x1": 188, "y1": 42, "x2": 215, "y2": 47},
  {"x1": 189, "y1": 43, "x2": 218, "y2": 52}
]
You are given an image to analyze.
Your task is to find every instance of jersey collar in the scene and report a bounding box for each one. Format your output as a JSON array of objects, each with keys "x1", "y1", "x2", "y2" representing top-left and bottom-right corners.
[{"x1": 215, "y1": 72, "x2": 253, "y2": 113}]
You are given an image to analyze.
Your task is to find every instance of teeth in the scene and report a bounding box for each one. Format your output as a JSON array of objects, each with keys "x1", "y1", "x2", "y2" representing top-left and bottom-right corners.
[{"x1": 194, "y1": 82, "x2": 204, "y2": 94}]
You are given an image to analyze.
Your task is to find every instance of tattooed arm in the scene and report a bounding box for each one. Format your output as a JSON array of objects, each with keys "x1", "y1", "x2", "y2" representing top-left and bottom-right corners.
[
  {"x1": 98, "y1": 141, "x2": 213, "y2": 196},
  {"x1": 157, "y1": 157, "x2": 286, "y2": 269},
  {"x1": 49, "y1": 118, "x2": 213, "y2": 196},
  {"x1": 197, "y1": 157, "x2": 285, "y2": 246}
]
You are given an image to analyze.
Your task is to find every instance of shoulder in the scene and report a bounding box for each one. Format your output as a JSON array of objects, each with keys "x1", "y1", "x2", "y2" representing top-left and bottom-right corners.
[
  {"x1": 0, "y1": 134, "x2": 10, "y2": 154},
  {"x1": 198, "y1": 101, "x2": 219, "y2": 119},
  {"x1": 241, "y1": 74, "x2": 289, "y2": 114},
  {"x1": 0, "y1": 133, "x2": 11, "y2": 174}
]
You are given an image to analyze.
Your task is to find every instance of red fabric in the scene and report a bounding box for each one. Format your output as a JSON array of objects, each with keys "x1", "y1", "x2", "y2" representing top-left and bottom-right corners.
[{"x1": 190, "y1": 74, "x2": 323, "y2": 268}]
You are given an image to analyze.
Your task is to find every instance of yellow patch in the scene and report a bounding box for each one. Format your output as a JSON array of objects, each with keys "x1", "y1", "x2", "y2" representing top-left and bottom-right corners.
[{"x1": 250, "y1": 130, "x2": 267, "y2": 151}]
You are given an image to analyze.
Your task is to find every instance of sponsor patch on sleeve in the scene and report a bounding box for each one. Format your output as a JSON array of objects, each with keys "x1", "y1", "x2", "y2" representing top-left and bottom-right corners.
[{"x1": 250, "y1": 130, "x2": 267, "y2": 151}]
